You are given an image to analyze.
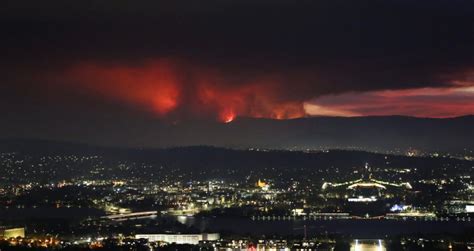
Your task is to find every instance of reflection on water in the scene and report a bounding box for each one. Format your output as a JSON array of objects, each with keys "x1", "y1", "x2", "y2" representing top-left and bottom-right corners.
[
  {"x1": 171, "y1": 216, "x2": 473, "y2": 237},
  {"x1": 176, "y1": 215, "x2": 189, "y2": 225},
  {"x1": 350, "y1": 239, "x2": 386, "y2": 251}
]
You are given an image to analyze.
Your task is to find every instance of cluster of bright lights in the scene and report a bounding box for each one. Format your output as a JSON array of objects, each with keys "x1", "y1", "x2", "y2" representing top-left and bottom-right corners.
[{"x1": 353, "y1": 239, "x2": 385, "y2": 251}]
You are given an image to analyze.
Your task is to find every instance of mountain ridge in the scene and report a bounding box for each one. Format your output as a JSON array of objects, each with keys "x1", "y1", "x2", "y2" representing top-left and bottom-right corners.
[{"x1": 0, "y1": 115, "x2": 472, "y2": 154}]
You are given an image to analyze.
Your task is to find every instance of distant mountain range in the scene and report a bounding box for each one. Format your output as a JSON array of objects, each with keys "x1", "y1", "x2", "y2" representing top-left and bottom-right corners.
[
  {"x1": 219, "y1": 115, "x2": 474, "y2": 154},
  {"x1": 1, "y1": 115, "x2": 473, "y2": 154}
]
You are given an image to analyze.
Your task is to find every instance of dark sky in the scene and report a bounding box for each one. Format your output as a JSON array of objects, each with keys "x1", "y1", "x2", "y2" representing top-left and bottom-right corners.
[{"x1": 1, "y1": 0, "x2": 473, "y2": 145}]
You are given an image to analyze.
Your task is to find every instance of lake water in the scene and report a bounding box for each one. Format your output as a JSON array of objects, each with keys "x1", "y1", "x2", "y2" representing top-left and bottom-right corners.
[
  {"x1": 174, "y1": 215, "x2": 473, "y2": 238},
  {"x1": 0, "y1": 207, "x2": 105, "y2": 220},
  {"x1": 0, "y1": 208, "x2": 471, "y2": 238}
]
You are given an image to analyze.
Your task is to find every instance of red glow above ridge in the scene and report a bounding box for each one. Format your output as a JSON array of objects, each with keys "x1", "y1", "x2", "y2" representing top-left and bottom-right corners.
[
  {"x1": 63, "y1": 61, "x2": 181, "y2": 116},
  {"x1": 56, "y1": 60, "x2": 306, "y2": 122},
  {"x1": 221, "y1": 110, "x2": 236, "y2": 123},
  {"x1": 48, "y1": 60, "x2": 474, "y2": 121},
  {"x1": 305, "y1": 86, "x2": 474, "y2": 118}
]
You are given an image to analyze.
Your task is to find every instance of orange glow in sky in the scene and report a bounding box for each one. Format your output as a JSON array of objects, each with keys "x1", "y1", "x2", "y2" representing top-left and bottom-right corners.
[
  {"x1": 221, "y1": 110, "x2": 236, "y2": 123},
  {"x1": 56, "y1": 60, "x2": 307, "y2": 122},
  {"x1": 49, "y1": 60, "x2": 474, "y2": 121}
]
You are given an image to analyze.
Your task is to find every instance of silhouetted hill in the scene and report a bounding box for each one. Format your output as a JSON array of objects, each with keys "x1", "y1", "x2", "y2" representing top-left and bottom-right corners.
[
  {"x1": 0, "y1": 139, "x2": 472, "y2": 184},
  {"x1": 0, "y1": 115, "x2": 472, "y2": 154},
  {"x1": 171, "y1": 115, "x2": 472, "y2": 154}
]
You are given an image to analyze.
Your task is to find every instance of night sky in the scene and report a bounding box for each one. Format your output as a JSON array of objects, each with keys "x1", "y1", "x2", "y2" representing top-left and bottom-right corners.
[{"x1": 1, "y1": 0, "x2": 473, "y2": 145}]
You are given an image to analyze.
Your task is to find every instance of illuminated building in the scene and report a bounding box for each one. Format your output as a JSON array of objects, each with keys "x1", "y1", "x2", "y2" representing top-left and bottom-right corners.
[
  {"x1": 0, "y1": 227, "x2": 25, "y2": 239},
  {"x1": 350, "y1": 239, "x2": 386, "y2": 251},
  {"x1": 323, "y1": 163, "x2": 412, "y2": 190},
  {"x1": 256, "y1": 179, "x2": 267, "y2": 188},
  {"x1": 322, "y1": 163, "x2": 412, "y2": 216},
  {"x1": 102, "y1": 211, "x2": 158, "y2": 221},
  {"x1": 466, "y1": 205, "x2": 474, "y2": 213},
  {"x1": 256, "y1": 179, "x2": 270, "y2": 191},
  {"x1": 135, "y1": 233, "x2": 220, "y2": 245}
]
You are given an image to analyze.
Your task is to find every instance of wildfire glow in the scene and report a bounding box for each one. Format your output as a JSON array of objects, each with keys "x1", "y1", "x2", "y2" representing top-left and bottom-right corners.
[
  {"x1": 222, "y1": 110, "x2": 236, "y2": 123},
  {"x1": 61, "y1": 60, "x2": 181, "y2": 116},
  {"x1": 45, "y1": 59, "x2": 474, "y2": 121},
  {"x1": 305, "y1": 86, "x2": 474, "y2": 118},
  {"x1": 54, "y1": 60, "x2": 307, "y2": 122}
]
